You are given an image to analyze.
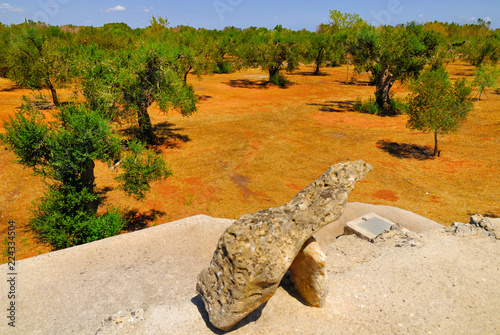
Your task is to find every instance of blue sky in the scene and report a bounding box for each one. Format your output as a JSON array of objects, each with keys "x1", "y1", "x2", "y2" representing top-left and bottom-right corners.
[{"x1": 1, "y1": 0, "x2": 499, "y2": 30}]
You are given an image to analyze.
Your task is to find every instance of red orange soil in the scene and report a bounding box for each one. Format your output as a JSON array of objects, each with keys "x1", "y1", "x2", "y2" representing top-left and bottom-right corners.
[{"x1": 1, "y1": 63, "x2": 499, "y2": 262}]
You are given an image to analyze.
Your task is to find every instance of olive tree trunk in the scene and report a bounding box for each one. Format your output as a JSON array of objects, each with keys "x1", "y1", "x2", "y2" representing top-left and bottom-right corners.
[
  {"x1": 375, "y1": 65, "x2": 394, "y2": 115},
  {"x1": 137, "y1": 102, "x2": 158, "y2": 145},
  {"x1": 81, "y1": 160, "x2": 99, "y2": 214},
  {"x1": 47, "y1": 79, "x2": 60, "y2": 106},
  {"x1": 433, "y1": 131, "x2": 439, "y2": 157}
]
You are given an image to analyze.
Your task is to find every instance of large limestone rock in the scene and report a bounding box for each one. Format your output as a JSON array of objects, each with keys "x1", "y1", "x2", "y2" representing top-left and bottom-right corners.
[
  {"x1": 289, "y1": 236, "x2": 328, "y2": 307},
  {"x1": 196, "y1": 160, "x2": 372, "y2": 331}
]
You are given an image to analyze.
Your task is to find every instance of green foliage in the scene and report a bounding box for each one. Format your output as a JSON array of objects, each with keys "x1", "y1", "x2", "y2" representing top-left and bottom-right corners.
[
  {"x1": 237, "y1": 26, "x2": 302, "y2": 86},
  {"x1": 148, "y1": 16, "x2": 170, "y2": 33},
  {"x1": 328, "y1": 10, "x2": 367, "y2": 32},
  {"x1": 1, "y1": 103, "x2": 168, "y2": 248},
  {"x1": 79, "y1": 42, "x2": 197, "y2": 144},
  {"x1": 73, "y1": 24, "x2": 140, "y2": 50},
  {"x1": 353, "y1": 97, "x2": 380, "y2": 115},
  {"x1": 0, "y1": 103, "x2": 51, "y2": 170},
  {"x1": 354, "y1": 97, "x2": 408, "y2": 116},
  {"x1": 77, "y1": 43, "x2": 120, "y2": 117},
  {"x1": 7, "y1": 24, "x2": 74, "y2": 105},
  {"x1": 406, "y1": 67, "x2": 473, "y2": 155},
  {"x1": 473, "y1": 64, "x2": 500, "y2": 99},
  {"x1": 214, "y1": 61, "x2": 234, "y2": 74},
  {"x1": 1, "y1": 102, "x2": 122, "y2": 193},
  {"x1": 30, "y1": 185, "x2": 125, "y2": 248},
  {"x1": 0, "y1": 23, "x2": 11, "y2": 77},
  {"x1": 465, "y1": 36, "x2": 500, "y2": 66},
  {"x1": 300, "y1": 29, "x2": 343, "y2": 74},
  {"x1": 389, "y1": 97, "x2": 409, "y2": 114},
  {"x1": 351, "y1": 22, "x2": 440, "y2": 115},
  {"x1": 305, "y1": 11, "x2": 367, "y2": 75},
  {"x1": 116, "y1": 140, "x2": 172, "y2": 200},
  {"x1": 268, "y1": 72, "x2": 290, "y2": 87}
]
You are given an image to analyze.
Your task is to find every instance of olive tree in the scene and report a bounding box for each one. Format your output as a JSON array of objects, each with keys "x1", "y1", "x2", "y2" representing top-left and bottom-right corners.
[
  {"x1": 0, "y1": 103, "x2": 170, "y2": 248},
  {"x1": 0, "y1": 104, "x2": 170, "y2": 248},
  {"x1": 351, "y1": 22, "x2": 440, "y2": 115},
  {"x1": 79, "y1": 42, "x2": 197, "y2": 144},
  {"x1": 237, "y1": 26, "x2": 302, "y2": 86},
  {"x1": 7, "y1": 24, "x2": 73, "y2": 106},
  {"x1": 406, "y1": 67, "x2": 473, "y2": 157},
  {"x1": 473, "y1": 63, "x2": 500, "y2": 100}
]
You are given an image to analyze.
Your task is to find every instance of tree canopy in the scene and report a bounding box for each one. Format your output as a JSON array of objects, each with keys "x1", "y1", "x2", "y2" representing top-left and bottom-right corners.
[
  {"x1": 351, "y1": 22, "x2": 441, "y2": 115},
  {"x1": 406, "y1": 67, "x2": 473, "y2": 156},
  {"x1": 237, "y1": 26, "x2": 303, "y2": 86},
  {"x1": 79, "y1": 42, "x2": 197, "y2": 144},
  {"x1": 7, "y1": 23, "x2": 74, "y2": 105}
]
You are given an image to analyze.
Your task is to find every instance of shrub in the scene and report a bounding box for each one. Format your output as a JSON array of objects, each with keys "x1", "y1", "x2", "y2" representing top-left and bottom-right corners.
[
  {"x1": 30, "y1": 185, "x2": 126, "y2": 249},
  {"x1": 390, "y1": 97, "x2": 409, "y2": 114},
  {"x1": 353, "y1": 97, "x2": 380, "y2": 115},
  {"x1": 116, "y1": 140, "x2": 172, "y2": 200},
  {"x1": 269, "y1": 72, "x2": 290, "y2": 87},
  {"x1": 354, "y1": 97, "x2": 408, "y2": 115},
  {"x1": 214, "y1": 61, "x2": 233, "y2": 74},
  {"x1": 1, "y1": 103, "x2": 168, "y2": 250},
  {"x1": 75, "y1": 209, "x2": 127, "y2": 245}
]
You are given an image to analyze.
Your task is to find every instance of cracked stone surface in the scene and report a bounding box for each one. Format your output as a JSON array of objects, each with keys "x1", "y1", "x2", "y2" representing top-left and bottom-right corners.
[{"x1": 196, "y1": 160, "x2": 372, "y2": 331}]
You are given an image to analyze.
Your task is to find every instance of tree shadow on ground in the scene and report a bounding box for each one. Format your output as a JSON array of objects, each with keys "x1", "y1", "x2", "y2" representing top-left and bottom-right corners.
[
  {"x1": 197, "y1": 94, "x2": 213, "y2": 101},
  {"x1": 122, "y1": 209, "x2": 167, "y2": 232},
  {"x1": 225, "y1": 78, "x2": 296, "y2": 89},
  {"x1": 307, "y1": 100, "x2": 355, "y2": 113},
  {"x1": 0, "y1": 84, "x2": 21, "y2": 92},
  {"x1": 153, "y1": 121, "x2": 191, "y2": 148},
  {"x1": 290, "y1": 70, "x2": 330, "y2": 77},
  {"x1": 120, "y1": 121, "x2": 190, "y2": 149},
  {"x1": 191, "y1": 295, "x2": 267, "y2": 334},
  {"x1": 377, "y1": 140, "x2": 435, "y2": 160},
  {"x1": 225, "y1": 79, "x2": 269, "y2": 89},
  {"x1": 453, "y1": 71, "x2": 475, "y2": 77},
  {"x1": 96, "y1": 186, "x2": 114, "y2": 206}
]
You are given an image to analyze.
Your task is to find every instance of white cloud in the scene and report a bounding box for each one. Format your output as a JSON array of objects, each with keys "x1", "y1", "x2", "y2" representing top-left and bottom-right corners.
[
  {"x1": 419, "y1": 14, "x2": 424, "y2": 18},
  {"x1": 0, "y1": 3, "x2": 25, "y2": 12},
  {"x1": 102, "y1": 5, "x2": 126, "y2": 13},
  {"x1": 137, "y1": 6, "x2": 153, "y2": 13},
  {"x1": 485, "y1": 16, "x2": 492, "y2": 22}
]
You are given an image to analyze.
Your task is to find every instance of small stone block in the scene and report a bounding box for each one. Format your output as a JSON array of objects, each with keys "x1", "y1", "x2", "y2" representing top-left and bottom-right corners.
[
  {"x1": 344, "y1": 212, "x2": 396, "y2": 241},
  {"x1": 289, "y1": 237, "x2": 328, "y2": 307}
]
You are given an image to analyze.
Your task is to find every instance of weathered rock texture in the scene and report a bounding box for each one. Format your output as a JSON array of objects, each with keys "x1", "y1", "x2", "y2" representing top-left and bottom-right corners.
[
  {"x1": 289, "y1": 237, "x2": 328, "y2": 307},
  {"x1": 196, "y1": 160, "x2": 372, "y2": 331},
  {"x1": 448, "y1": 215, "x2": 500, "y2": 240}
]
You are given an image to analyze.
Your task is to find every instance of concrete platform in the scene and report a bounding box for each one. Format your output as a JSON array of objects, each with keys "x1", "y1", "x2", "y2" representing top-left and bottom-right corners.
[{"x1": 0, "y1": 203, "x2": 449, "y2": 334}]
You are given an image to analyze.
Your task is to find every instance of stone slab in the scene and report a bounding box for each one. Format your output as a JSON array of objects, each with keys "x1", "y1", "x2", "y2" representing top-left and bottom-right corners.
[{"x1": 344, "y1": 212, "x2": 397, "y2": 241}]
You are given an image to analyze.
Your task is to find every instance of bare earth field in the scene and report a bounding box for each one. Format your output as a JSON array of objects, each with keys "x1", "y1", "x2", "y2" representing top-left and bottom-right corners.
[{"x1": 1, "y1": 62, "x2": 499, "y2": 262}]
